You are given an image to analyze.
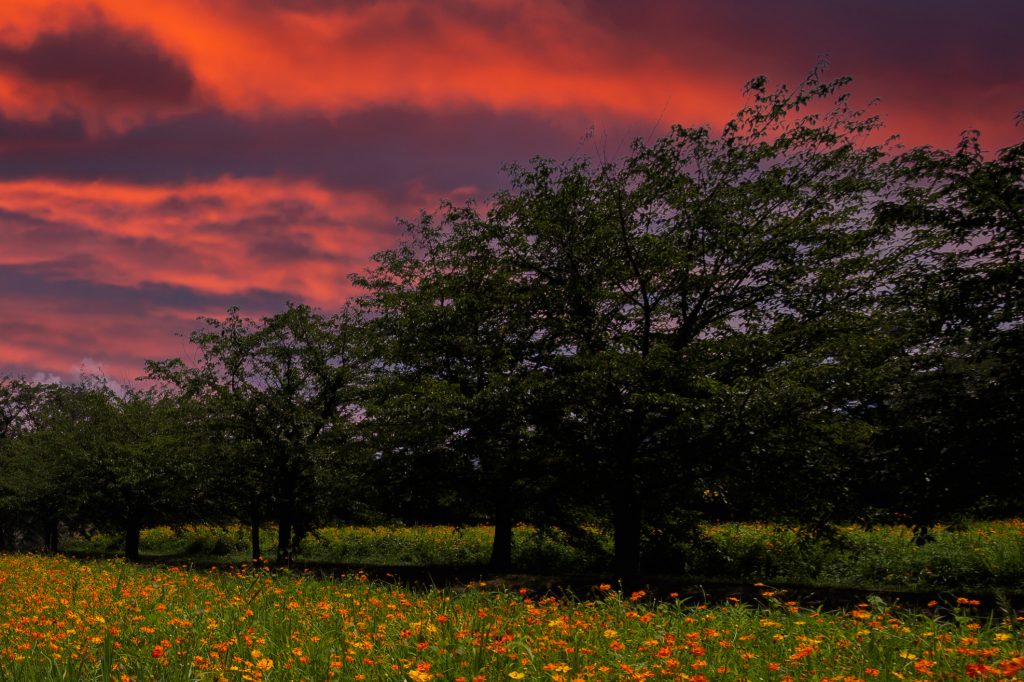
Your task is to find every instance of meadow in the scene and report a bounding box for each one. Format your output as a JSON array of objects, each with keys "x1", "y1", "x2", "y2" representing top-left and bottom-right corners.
[
  {"x1": 61, "y1": 520, "x2": 1024, "y2": 592},
  {"x1": 1, "y1": 553, "x2": 1022, "y2": 681}
]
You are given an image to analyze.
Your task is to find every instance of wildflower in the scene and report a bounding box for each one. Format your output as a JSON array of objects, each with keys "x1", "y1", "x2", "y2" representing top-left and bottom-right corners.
[
  {"x1": 789, "y1": 645, "x2": 815, "y2": 661},
  {"x1": 508, "y1": 672, "x2": 525, "y2": 679},
  {"x1": 151, "y1": 645, "x2": 165, "y2": 658},
  {"x1": 911, "y1": 660, "x2": 935, "y2": 677}
]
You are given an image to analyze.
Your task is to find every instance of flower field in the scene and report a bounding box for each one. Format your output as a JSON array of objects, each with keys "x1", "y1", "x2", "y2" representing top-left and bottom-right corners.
[{"x1": 1, "y1": 554, "x2": 1022, "y2": 681}]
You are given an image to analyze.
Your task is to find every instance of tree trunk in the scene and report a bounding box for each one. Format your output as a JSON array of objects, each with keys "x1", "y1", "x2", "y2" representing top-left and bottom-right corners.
[
  {"x1": 276, "y1": 498, "x2": 294, "y2": 565},
  {"x1": 489, "y1": 502, "x2": 514, "y2": 571},
  {"x1": 612, "y1": 444, "x2": 643, "y2": 588},
  {"x1": 291, "y1": 510, "x2": 309, "y2": 557},
  {"x1": 250, "y1": 504, "x2": 262, "y2": 562},
  {"x1": 124, "y1": 520, "x2": 141, "y2": 561},
  {"x1": 613, "y1": 494, "x2": 642, "y2": 588},
  {"x1": 44, "y1": 519, "x2": 60, "y2": 552}
]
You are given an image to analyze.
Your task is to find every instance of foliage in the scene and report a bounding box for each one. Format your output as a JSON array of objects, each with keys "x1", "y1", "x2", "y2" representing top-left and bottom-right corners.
[
  {"x1": 146, "y1": 303, "x2": 370, "y2": 563},
  {"x1": 864, "y1": 125, "x2": 1024, "y2": 532},
  {"x1": 356, "y1": 65, "x2": 909, "y2": 579},
  {"x1": 0, "y1": 378, "x2": 202, "y2": 557}
]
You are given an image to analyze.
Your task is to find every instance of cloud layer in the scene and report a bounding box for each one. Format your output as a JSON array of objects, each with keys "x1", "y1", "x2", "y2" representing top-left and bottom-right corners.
[{"x1": 1, "y1": 0, "x2": 1022, "y2": 381}]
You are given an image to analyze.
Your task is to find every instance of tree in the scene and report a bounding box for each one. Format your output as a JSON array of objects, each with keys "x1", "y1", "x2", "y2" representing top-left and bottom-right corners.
[
  {"x1": 1, "y1": 377, "x2": 56, "y2": 549},
  {"x1": 355, "y1": 206, "x2": 550, "y2": 569},
  {"x1": 490, "y1": 69, "x2": 900, "y2": 579},
  {"x1": 0, "y1": 377, "x2": 202, "y2": 558},
  {"x1": 147, "y1": 303, "x2": 367, "y2": 563},
  {"x1": 868, "y1": 123, "x2": 1024, "y2": 533},
  {"x1": 358, "y1": 67, "x2": 902, "y2": 579}
]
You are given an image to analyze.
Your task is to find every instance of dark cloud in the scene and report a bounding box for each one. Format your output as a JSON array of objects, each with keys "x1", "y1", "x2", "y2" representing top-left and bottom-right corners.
[
  {"x1": 0, "y1": 206, "x2": 76, "y2": 232},
  {"x1": 242, "y1": 0, "x2": 377, "y2": 12},
  {"x1": 0, "y1": 19, "x2": 196, "y2": 105},
  {"x1": 0, "y1": 106, "x2": 599, "y2": 199},
  {"x1": 585, "y1": 0, "x2": 1024, "y2": 88},
  {"x1": 0, "y1": 115, "x2": 87, "y2": 151},
  {"x1": 195, "y1": 199, "x2": 340, "y2": 235},
  {"x1": 190, "y1": 200, "x2": 332, "y2": 263},
  {"x1": 0, "y1": 261, "x2": 293, "y2": 318},
  {"x1": 149, "y1": 194, "x2": 227, "y2": 216}
]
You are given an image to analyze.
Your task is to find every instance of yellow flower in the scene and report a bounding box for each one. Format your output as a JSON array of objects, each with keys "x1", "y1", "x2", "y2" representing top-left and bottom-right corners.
[{"x1": 509, "y1": 672, "x2": 526, "y2": 679}]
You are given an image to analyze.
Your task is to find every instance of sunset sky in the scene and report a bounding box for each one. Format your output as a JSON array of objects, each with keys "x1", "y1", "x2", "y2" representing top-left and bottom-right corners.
[{"x1": 2, "y1": 0, "x2": 1022, "y2": 384}]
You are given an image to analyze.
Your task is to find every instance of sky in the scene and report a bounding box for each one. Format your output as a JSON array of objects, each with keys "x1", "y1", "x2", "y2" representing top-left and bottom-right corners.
[{"x1": 2, "y1": 0, "x2": 1022, "y2": 385}]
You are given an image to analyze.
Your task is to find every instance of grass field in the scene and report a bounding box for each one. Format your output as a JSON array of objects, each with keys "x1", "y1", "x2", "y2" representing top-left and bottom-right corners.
[
  {"x1": 1, "y1": 553, "x2": 1022, "y2": 681},
  {"x1": 62, "y1": 520, "x2": 1024, "y2": 591}
]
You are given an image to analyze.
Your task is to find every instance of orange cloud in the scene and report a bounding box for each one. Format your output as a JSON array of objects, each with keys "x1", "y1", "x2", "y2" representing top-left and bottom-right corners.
[
  {"x1": 0, "y1": 307, "x2": 176, "y2": 385},
  {"x1": 3, "y1": 1, "x2": 1019, "y2": 147},
  {"x1": 1, "y1": 174, "x2": 446, "y2": 380},
  {"x1": 0, "y1": 0, "x2": 731, "y2": 130},
  {"x1": 0, "y1": 176, "x2": 426, "y2": 307}
]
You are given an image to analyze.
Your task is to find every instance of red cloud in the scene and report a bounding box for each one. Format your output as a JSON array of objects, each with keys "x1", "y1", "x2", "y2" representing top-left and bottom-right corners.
[
  {"x1": 3, "y1": 0, "x2": 1020, "y2": 146},
  {"x1": 0, "y1": 176, "x2": 423, "y2": 305},
  {"x1": 0, "y1": 175, "x2": 440, "y2": 380}
]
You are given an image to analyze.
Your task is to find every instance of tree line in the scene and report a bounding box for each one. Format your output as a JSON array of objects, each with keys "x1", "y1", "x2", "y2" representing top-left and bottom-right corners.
[{"x1": 2, "y1": 71, "x2": 1021, "y2": 578}]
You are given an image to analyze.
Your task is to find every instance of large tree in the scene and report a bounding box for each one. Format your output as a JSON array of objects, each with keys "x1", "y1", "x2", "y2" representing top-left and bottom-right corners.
[
  {"x1": 147, "y1": 303, "x2": 367, "y2": 563},
  {"x1": 357, "y1": 68, "x2": 903, "y2": 579},
  {"x1": 496, "y1": 69, "x2": 902, "y2": 578},
  {"x1": 355, "y1": 205, "x2": 550, "y2": 569},
  {"x1": 867, "y1": 123, "x2": 1024, "y2": 533}
]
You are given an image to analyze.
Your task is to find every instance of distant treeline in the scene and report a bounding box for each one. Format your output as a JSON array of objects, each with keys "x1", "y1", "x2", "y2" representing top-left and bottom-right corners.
[{"x1": 2, "y1": 71, "x2": 1021, "y2": 578}]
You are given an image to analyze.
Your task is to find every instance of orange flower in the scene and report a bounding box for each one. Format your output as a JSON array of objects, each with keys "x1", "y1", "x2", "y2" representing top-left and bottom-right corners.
[{"x1": 914, "y1": 659, "x2": 934, "y2": 674}]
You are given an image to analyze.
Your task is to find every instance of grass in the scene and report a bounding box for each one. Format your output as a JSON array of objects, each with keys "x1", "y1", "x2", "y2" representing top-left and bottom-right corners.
[
  {"x1": 1, "y1": 553, "x2": 1022, "y2": 681},
  {"x1": 701, "y1": 520, "x2": 1024, "y2": 590},
  {"x1": 61, "y1": 524, "x2": 604, "y2": 574},
  {"x1": 60, "y1": 520, "x2": 1024, "y2": 592}
]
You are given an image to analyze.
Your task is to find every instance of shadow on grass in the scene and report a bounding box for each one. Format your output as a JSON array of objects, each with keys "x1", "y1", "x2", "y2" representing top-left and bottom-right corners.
[{"x1": 54, "y1": 547, "x2": 1024, "y2": 619}]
